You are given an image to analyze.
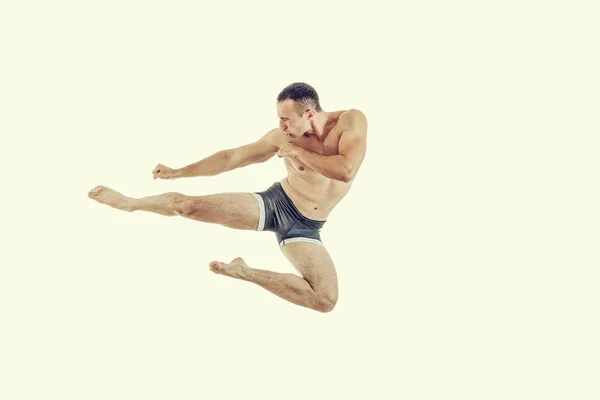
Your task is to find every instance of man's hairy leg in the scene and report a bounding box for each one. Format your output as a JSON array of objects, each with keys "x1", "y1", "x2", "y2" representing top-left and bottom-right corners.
[
  {"x1": 88, "y1": 185, "x2": 186, "y2": 215},
  {"x1": 88, "y1": 185, "x2": 260, "y2": 230},
  {"x1": 209, "y1": 243, "x2": 338, "y2": 313}
]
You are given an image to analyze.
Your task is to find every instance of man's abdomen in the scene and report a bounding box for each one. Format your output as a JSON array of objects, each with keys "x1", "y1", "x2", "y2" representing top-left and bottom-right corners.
[{"x1": 281, "y1": 171, "x2": 350, "y2": 220}]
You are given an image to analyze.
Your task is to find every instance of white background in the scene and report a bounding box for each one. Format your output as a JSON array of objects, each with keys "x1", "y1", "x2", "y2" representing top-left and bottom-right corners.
[{"x1": 1, "y1": 1, "x2": 598, "y2": 399}]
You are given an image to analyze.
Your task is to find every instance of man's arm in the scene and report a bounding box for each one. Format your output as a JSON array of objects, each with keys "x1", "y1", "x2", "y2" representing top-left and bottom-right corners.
[
  {"x1": 287, "y1": 109, "x2": 367, "y2": 183},
  {"x1": 174, "y1": 128, "x2": 281, "y2": 178}
]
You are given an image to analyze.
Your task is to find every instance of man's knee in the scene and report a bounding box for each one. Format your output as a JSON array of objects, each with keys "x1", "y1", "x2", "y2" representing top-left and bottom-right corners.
[
  {"x1": 315, "y1": 291, "x2": 338, "y2": 313},
  {"x1": 173, "y1": 195, "x2": 196, "y2": 216}
]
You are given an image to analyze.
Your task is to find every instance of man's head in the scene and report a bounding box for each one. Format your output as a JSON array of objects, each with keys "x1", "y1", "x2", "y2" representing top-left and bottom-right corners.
[{"x1": 276, "y1": 82, "x2": 323, "y2": 137}]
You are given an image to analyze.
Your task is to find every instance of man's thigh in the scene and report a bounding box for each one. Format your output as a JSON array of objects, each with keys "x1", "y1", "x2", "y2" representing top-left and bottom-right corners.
[
  {"x1": 281, "y1": 242, "x2": 339, "y2": 304},
  {"x1": 180, "y1": 192, "x2": 260, "y2": 230}
]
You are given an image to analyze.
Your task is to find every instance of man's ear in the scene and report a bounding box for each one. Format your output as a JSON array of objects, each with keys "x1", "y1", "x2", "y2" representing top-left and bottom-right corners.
[{"x1": 304, "y1": 109, "x2": 315, "y2": 120}]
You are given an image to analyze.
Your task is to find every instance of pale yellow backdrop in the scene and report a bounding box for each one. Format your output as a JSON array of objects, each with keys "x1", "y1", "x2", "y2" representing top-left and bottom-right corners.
[{"x1": 1, "y1": 1, "x2": 598, "y2": 399}]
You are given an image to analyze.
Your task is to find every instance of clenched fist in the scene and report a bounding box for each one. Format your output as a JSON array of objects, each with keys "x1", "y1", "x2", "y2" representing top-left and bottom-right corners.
[{"x1": 152, "y1": 164, "x2": 178, "y2": 180}]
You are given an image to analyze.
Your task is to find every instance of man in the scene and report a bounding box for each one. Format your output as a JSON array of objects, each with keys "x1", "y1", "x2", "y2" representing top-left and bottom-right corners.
[{"x1": 88, "y1": 82, "x2": 368, "y2": 313}]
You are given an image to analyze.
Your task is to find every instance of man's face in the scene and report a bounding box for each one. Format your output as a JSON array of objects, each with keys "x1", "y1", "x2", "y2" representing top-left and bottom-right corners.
[{"x1": 277, "y1": 100, "x2": 310, "y2": 138}]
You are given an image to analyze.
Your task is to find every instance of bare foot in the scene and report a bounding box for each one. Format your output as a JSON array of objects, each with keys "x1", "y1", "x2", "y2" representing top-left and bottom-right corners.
[
  {"x1": 209, "y1": 257, "x2": 249, "y2": 280},
  {"x1": 88, "y1": 185, "x2": 135, "y2": 212}
]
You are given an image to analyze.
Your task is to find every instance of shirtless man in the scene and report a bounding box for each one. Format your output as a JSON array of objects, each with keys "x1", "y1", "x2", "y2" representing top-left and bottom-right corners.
[{"x1": 88, "y1": 82, "x2": 368, "y2": 313}]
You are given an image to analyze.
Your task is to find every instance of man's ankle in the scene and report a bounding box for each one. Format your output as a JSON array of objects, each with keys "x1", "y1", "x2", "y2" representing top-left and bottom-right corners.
[{"x1": 239, "y1": 264, "x2": 254, "y2": 281}]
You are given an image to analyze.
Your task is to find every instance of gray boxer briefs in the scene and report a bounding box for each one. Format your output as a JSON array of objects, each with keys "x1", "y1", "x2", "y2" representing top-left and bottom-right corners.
[{"x1": 251, "y1": 182, "x2": 326, "y2": 249}]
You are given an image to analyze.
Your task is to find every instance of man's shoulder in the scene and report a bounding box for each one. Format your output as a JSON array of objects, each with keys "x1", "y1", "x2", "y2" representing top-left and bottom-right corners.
[
  {"x1": 340, "y1": 108, "x2": 366, "y2": 122},
  {"x1": 337, "y1": 109, "x2": 367, "y2": 134}
]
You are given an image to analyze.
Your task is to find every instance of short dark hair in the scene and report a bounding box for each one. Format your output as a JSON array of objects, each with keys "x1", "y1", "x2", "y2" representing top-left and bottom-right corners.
[{"x1": 277, "y1": 82, "x2": 323, "y2": 115}]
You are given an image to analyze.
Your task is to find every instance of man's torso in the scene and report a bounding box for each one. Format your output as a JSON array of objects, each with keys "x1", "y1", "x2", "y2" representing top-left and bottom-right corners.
[{"x1": 279, "y1": 109, "x2": 355, "y2": 220}]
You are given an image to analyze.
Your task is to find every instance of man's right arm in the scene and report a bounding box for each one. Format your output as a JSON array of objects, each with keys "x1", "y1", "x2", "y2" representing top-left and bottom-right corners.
[{"x1": 173, "y1": 128, "x2": 282, "y2": 179}]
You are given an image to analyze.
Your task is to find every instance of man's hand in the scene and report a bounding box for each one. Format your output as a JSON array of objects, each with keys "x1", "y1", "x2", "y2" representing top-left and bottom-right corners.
[
  {"x1": 152, "y1": 164, "x2": 179, "y2": 180},
  {"x1": 277, "y1": 142, "x2": 299, "y2": 158}
]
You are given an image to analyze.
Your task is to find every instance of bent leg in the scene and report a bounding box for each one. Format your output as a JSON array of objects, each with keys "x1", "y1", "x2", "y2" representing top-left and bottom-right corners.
[
  {"x1": 281, "y1": 241, "x2": 338, "y2": 312},
  {"x1": 88, "y1": 185, "x2": 260, "y2": 230},
  {"x1": 210, "y1": 242, "x2": 339, "y2": 312}
]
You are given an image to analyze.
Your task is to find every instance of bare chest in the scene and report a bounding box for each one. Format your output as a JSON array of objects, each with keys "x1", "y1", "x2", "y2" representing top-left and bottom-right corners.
[
  {"x1": 287, "y1": 131, "x2": 341, "y2": 173},
  {"x1": 294, "y1": 130, "x2": 341, "y2": 156}
]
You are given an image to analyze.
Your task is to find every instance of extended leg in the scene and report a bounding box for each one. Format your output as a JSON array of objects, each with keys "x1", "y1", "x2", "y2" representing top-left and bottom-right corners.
[
  {"x1": 210, "y1": 242, "x2": 339, "y2": 312},
  {"x1": 88, "y1": 185, "x2": 259, "y2": 230}
]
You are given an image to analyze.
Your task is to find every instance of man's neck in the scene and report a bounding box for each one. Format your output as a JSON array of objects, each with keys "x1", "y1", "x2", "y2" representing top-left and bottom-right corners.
[{"x1": 307, "y1": 111, "x2": 331, "y2": 140}]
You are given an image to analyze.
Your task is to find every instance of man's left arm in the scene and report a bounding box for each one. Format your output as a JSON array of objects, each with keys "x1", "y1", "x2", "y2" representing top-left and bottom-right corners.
[{"x1": 287, "y1": 110, "x2": 368, "y2": 183}]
